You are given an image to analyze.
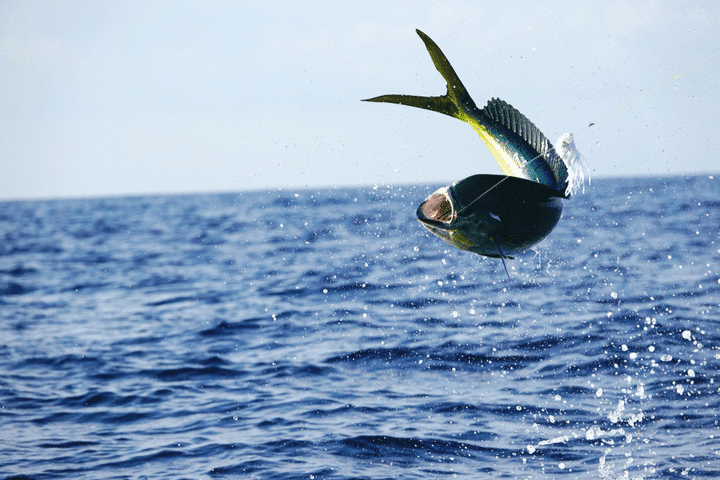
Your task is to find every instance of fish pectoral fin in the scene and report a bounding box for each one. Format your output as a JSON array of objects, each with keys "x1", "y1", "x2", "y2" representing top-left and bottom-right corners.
[{"x1": 491, "y1": 235, "x2": 511, "y2": 280}]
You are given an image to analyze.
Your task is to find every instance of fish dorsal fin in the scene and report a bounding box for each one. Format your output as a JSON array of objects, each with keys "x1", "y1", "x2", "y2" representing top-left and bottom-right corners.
[{"x1": 481, "y1": 98, "x2": 568, "y2": 190}]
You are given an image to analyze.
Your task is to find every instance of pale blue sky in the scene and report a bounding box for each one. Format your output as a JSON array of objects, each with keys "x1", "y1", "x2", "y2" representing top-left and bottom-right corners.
[{"x1": 1, "y1": 1, "x2": 718, "y2": 200}]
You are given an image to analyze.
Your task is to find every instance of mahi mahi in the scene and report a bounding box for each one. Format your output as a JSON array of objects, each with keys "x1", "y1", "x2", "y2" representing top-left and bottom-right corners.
[{"x1": 364, "y1": 30, "x2": 588, "y2": 274}]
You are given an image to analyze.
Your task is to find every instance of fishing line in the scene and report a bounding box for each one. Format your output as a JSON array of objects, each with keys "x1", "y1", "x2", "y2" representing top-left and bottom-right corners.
[
  {"x1": 588, "y1": 50, "x2": 719, "y2": 127},
  {"x1": 454, "y1": 146, "x2": 556, "y2": 216},
  {"x1": 452, "y1": 120, "x2": 571, "y2": 216},
  {"x1": 455, "y1": 48, "x2": 718, "y2": 216}
]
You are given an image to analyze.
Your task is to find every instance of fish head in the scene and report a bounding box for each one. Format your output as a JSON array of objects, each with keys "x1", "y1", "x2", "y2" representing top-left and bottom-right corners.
[
  {"x1": 416, "y1": 175, "x2": 565, "y2": 257},
  {"x1": 416, "y1": 182, "x2": 500, "y2": 254}
]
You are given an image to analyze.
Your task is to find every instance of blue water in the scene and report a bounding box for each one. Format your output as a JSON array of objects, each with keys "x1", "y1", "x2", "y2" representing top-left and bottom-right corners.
[{"x1": 1, "y1": 175, "x2": 719, "y2": 479}]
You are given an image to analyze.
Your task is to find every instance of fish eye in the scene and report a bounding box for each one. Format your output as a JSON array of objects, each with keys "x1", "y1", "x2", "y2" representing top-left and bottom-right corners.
[{"x1": 421, "y1": 191, "x2": 454, "y2": 224}]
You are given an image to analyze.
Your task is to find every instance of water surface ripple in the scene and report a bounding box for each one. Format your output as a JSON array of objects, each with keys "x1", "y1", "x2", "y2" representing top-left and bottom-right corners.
[{"x1": 1, "y1": 175, "x2": 719, "y2": 479}]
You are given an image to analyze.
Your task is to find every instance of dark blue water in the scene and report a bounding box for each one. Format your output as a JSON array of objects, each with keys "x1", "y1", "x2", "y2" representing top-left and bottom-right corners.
[{"x1": 1, "y1": 175, "x2": 719, "y2": 479}]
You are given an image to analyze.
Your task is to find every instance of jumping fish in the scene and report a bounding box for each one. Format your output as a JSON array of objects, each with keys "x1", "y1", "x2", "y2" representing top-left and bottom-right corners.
[{"x1": 364, "y1": 29, "x2": 588, "y2": 274}]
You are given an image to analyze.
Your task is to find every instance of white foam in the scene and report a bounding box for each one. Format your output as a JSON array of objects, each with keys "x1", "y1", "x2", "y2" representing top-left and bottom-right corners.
[{"x1": 555, "y1": 133, "x2": 590, "y2": 196}]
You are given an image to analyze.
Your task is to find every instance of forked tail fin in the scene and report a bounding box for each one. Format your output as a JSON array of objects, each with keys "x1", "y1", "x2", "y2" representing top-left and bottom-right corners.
[{"x1": 362, "y1": 29, "x2": 477, "y2": 121}]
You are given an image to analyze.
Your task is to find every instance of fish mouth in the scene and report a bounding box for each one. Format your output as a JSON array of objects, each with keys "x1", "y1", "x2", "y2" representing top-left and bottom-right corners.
[{"x1": 416, "y1": 187, "x2": 456, "y2": 227}]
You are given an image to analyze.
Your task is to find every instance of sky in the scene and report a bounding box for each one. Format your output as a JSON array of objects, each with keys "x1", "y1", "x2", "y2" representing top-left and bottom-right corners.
[{"x1": 1, "y1": 1, "x2": 718, "y2": 201}]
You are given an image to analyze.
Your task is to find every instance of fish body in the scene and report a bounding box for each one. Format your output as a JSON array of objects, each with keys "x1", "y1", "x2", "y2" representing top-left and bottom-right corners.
[
  {"x1": 416, "y1": 175, "x2": 564, "y2": 257},
  {"x1": 364, "y1": 29, "x2": 574, "y2": 265}
]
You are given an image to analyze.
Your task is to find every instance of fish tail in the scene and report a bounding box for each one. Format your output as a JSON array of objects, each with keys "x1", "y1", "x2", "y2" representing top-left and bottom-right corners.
[{"x1": 362, "y1": 29, "x2": 477, "y2": 121}]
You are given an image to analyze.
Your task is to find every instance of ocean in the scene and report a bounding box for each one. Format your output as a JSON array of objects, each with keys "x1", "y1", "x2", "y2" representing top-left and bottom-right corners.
[{"x1": 1, "y1": 174, "x2": 719, "y2": 479}]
